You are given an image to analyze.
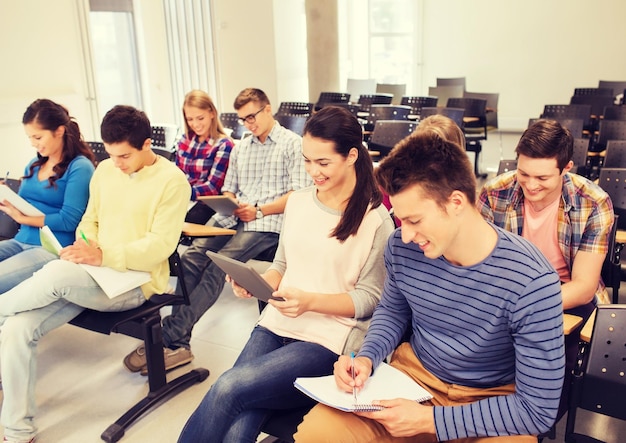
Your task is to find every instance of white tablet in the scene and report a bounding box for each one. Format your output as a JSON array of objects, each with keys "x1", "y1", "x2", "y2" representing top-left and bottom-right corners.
[
  {"x1": 197, "y1": 195, "x2": 240, "y2": 216},
  {"x1": 206, "y1": 251, "x2": 283, "y2": 302}
]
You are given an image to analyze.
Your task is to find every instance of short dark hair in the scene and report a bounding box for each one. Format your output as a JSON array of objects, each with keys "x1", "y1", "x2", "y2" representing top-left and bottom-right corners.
[
  {"x1": 376, "y1": 131, "x2": 476, "y2": 207},
  {"x1": 100, "y1": 105, "x2": 151, "y2": 150},
  {"x1": 233, "y1": 88, "x2": 270, "y2": 111},
  {"x1": 515, "y1": 119, "x2": 573, "y2": 172}
]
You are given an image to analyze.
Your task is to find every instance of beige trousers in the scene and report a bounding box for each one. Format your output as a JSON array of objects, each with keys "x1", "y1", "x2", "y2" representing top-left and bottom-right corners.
[{"x1": 294, "y1": 343, "x2": 538, "y2": 443}]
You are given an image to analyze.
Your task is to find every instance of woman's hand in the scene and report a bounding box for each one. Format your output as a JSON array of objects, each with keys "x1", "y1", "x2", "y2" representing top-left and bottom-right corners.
[
  {"x1": 226, "y1": 274, "x2": 253, "y2": 299},
  {"x1": 268, "y1": 287, "x2": 311, "y2": 317},
  {"x1": 0, "y1": 199, "x2": 25, "y2": 223}
]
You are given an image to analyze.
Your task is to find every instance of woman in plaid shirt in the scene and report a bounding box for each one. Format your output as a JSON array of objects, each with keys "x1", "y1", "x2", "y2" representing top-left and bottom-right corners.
[{"x1": 176, "y1": 90, "x2": 234, "y2": 224}]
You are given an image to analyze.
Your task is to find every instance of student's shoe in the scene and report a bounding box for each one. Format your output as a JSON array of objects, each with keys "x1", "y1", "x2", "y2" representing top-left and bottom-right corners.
[
  {"x1": 3, "y1": 437, "x2": 35, "y2": 442},
  {"x1": 123, "y1": 345, "x2": 147, "y2": 372},
  {"x1": 140, "y1": 347, "x2": 194, "y2": 376},
  {"x1": 123, "y1": 345, "x2": 194, "y2": 375}
]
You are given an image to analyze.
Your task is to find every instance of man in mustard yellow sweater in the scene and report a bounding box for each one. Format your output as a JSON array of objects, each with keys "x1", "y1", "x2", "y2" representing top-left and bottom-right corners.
[{"x1": 0, "y1": 105, "x2": 190, "y2": 443}]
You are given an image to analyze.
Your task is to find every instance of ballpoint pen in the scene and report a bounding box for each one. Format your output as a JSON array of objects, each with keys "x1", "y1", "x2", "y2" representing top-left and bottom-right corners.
[{"x1": 351, "y1": 351, "x2": 357, "y2": 404}]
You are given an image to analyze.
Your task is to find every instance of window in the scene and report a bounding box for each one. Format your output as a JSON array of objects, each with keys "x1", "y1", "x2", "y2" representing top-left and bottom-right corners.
[
  {"x1": 89, "y1": 0, "x2": 143, "y2": 119},
  {"x1": 340, "y1": 0, "x2": 420, "y2": 94}
]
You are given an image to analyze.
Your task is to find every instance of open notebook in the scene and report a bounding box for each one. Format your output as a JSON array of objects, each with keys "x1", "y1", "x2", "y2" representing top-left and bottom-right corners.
[
  {"x1": 0, "y1": 184, "x2": 44, "y2": 216},
  {"x1": 39, "y1": 226, "x2": 151, "y2": 299},
  {"x1": 294, "y1": 361, "x2": 432, "y2": 412}
]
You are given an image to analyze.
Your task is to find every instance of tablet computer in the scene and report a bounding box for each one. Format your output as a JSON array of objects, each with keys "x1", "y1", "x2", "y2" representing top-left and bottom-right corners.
[
  {"x1": 206, "y1": 251, "x2": 283, "y2": 302},
  {"x1": 197, "y1": 195, "x2": 240, "y2": 216}
]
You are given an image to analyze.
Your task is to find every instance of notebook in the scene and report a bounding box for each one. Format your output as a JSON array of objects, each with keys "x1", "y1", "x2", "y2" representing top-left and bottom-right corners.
[
  {"x1": 196, "y1": 195, "x2": 240, "y2": 215},
  {"x1": 78, "y1": 264, "x2": 151, "y2": 299},
  {"x1": 39, "y1": 226, "x2": 151, "y2": 298},
  {"x1": 0, "y1": 184, "x2": 44, "y2": 217},
  {"x1": 40, "y1": 226, "x2": 63, "y2": 255},
  {"x1": 294, "y1": 362, "x2": 432, "y2": 412}
]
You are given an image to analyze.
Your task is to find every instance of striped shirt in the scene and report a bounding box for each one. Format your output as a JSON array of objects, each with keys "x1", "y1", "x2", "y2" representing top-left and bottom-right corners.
[
  {"x1": 477, "y1": 171, "x2": 614, "y2": 302},
  {"x1": 359, "y1": 226, "x2": 565, "y2": 439},
  {"x1": 175, "y1": 133, "x2": 234, "y2": 200},
  {"x1": 215, "y1": 121, "x2": 311, "y2": 233}
]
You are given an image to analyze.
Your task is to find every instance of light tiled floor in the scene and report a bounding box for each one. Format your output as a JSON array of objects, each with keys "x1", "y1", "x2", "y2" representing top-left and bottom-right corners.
[
  {"x1": 0, "y1": 281, "x2": 261, "y2": 443},
  {"x1": 2, "y1": 133, "x2": 624, "y2": 443}
]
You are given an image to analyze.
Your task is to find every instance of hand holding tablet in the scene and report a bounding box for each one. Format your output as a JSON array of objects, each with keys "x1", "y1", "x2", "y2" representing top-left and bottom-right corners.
[
  {"x1": 206, "y1": 251, "x2": 284, "y2": 302},
  {"x1": 197, "y1": 195, "x2": 240, "y2": 216}
]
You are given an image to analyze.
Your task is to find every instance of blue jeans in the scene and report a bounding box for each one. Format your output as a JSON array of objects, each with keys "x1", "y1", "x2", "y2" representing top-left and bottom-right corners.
[
  {"x1": 162, "y1": 220, "x2": 279, "y2": 349},
  {"x1": 0, "y1": 240, "x2": 57, "y2": 293},
  {"x1": 178, "y1": 326, "x2": 339, "y2": 443},
  {"x1": 0, "y1": 259, "x2": 146, "y2": 441}
]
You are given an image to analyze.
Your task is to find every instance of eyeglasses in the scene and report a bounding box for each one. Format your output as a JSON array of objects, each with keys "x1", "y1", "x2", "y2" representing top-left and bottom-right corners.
[{"x1": 237, "y1": 105, "x2": 266, "y2": 126}]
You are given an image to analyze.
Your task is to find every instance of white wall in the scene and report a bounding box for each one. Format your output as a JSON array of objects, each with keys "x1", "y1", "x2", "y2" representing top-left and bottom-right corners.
[
  {"x1": 420, "y1": 0, "x2": 626, "y2": 130},
  {"x1": 273, "y1": 0, "x2": 309, "y2": 103},
  {"x1": 210, "y1": 0, "x2": 308, "y2": 110},
  {"x1": 211, "y1": 0, "x2": 280, "y2": 112},
  {"x1": 0, "y1": 0, "x2": 93, "y2": 177},
  {"x1": 2, "y1": 0, "x2": 626, "y2": 178}
]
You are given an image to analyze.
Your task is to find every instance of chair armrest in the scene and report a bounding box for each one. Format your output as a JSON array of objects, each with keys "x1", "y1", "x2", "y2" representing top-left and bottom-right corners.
[
  {"x1": 579, "y1": 309, "x2": 596, "y2": 342},
  {"x1": 182, "y1": 222, "x2": 236, "y2": 237},
  {"x1": 563, "y1": 313, "x2": 583, "y2": 335}
]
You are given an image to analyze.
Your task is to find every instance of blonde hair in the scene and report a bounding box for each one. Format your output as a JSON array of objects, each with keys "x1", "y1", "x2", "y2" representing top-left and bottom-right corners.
[
  {"x1": 415, "y1": 115, "x2": 465, "y2": 151},
  {"x1": 182, "y1": 90, "x2": 226, "y2": 140}
]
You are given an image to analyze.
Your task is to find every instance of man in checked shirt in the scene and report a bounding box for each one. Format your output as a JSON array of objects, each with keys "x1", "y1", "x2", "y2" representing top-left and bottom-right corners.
[
  {"x1": 477, "y1": 118, "x2": 614, "y2": 421},
  {"x1": 123, "y1": 87, "x2": 312, "y2": 374}
]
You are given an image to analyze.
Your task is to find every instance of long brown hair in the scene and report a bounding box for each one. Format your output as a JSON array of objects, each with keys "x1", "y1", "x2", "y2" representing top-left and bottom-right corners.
[
  {"x1": 22, "y1": 99, "x2": 95, "y2": 188},
  {"x1": 182, "y1": 89, "x2": 227, "y2": 140},
  {"x1": 304, "y1": 106, "x2": 382, "y2": 242}
]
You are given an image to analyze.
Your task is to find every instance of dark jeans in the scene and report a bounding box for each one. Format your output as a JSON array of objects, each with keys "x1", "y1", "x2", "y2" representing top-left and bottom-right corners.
[
  {"x1": 177, "y1": 326, "x2": 338, "y2": 443},
  {"x1": 162, "y1": 220, "x2": 279, "y2": 349}
]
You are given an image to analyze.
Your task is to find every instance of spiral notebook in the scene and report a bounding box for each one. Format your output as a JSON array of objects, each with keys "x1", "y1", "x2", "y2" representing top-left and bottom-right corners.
[{"x1": 294, "y1": 362, "x2": 432, "y2": 412}]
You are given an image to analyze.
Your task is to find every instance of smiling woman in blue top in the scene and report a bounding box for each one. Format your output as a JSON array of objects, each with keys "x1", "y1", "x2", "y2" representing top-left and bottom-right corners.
[{"x1": 0, "y1": 99, "x2": 95, "y2": 293}]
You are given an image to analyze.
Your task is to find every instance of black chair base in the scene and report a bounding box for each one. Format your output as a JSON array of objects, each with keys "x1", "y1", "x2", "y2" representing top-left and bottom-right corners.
[
  {"x1": 101, "y1": 368, "x2": 209, "y2": 442},
  {"x1": 69, "y1": 290, "x2": 210, "y2": 442}
]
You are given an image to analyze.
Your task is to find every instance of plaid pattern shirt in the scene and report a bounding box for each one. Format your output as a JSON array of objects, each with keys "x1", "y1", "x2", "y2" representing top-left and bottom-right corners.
[
  {"x1": 214, "y1": 122, "x2": 311, "y2": 233},
  {"x1": 175, "y1": 134, "x2": 234, "y2": 200},
  {"x1": 477, "y1": 171, "x2": 614, "y2": 302}
]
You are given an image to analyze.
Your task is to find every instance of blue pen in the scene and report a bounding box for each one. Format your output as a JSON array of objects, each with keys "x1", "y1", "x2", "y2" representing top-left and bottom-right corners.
[
  {"x1": 350, "y1": 352, "x2": 357, "y2": 404},
  {"x1": 80, "y1": 230, "x2": 90, "y2": 246}
]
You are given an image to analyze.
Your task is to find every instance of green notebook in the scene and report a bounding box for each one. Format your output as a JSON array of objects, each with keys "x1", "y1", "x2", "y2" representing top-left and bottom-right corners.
[{"x1": 40, "y1": 226, "x2": 62, "y2": 255}]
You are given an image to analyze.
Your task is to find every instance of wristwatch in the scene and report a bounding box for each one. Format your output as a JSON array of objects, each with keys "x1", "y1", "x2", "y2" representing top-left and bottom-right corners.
[{"x1": 255, "y1": 204, "x2": 264, "y2": 219}]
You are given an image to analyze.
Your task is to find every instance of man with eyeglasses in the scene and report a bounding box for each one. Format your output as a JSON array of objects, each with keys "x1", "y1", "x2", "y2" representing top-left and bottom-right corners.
[{"x1": 123, "y1": 88, "x2": 311, "y2": 375}]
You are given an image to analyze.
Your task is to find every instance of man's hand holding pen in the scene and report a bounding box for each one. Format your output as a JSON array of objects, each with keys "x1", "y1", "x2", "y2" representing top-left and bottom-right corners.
[
  {"x1": 334, "y1": 354, "x2": 372, "y2": 394},
  {"x1": 333, "y1": 354, "x2": 436, "y2": 437},
  {"x1": 59, "y1": 233, "x2": 102, "y2": 266}
]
